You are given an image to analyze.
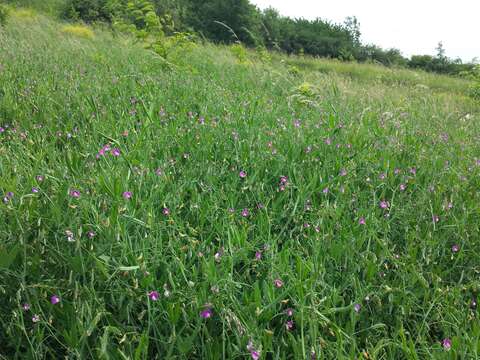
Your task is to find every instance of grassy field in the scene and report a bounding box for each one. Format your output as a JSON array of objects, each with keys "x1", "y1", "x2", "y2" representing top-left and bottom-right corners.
[{"x1": 1, "y1": 8, "x2": 480, "y2": 359}]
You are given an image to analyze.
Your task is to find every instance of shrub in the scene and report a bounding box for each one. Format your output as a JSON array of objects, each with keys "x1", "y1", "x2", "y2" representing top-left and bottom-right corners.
[
  {"x1": 0, "y1": 5, "x2": 9, "y2": 26},
  {"x1": 110, "y1": 0, "x2": 195, "y2": 61},
  {"x1": 61, "y1": 24, "x2": 95, "y2": 39},
  {"x1": 62, "y1": 0, "x2": 111, "y2": 23},
  {"x1": 468, "y1": 65, "x2": 480, "y2": 100}
]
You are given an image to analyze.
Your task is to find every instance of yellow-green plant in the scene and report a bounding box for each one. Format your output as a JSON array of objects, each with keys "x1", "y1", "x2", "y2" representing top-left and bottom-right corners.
[
  {"x1": 61, "y1": 24, "x2": 95, "y2": 39},
  {"x1": 256, "y1": 46, "x2": 271, "y2": 63},
  {"x1": 11, "y1": 7, "x2": 37, "y2": 20},
  {"x1": 230, "y1": 43, "x2": 249, "y2": 64},
  {"x1": 111, "y1": 0, "x2": 193, "y2": 61}
]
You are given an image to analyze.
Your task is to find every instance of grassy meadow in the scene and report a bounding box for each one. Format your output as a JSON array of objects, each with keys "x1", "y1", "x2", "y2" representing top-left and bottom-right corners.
[{"x1": 1, "y1": 7, "x2": 480, "y2": 359}]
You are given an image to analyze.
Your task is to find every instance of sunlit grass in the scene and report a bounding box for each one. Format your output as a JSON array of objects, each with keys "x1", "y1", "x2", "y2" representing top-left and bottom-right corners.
[{"x1": 61, "y1": 24, "x2": 94, "y2": 39}]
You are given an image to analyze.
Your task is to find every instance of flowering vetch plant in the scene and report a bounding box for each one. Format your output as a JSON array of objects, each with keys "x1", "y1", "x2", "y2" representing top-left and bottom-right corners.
[
  {"x1": 442, "y1": 338, "x2": 452, "y2": 351},
  {"x1": 200, "y1": 306, "x2": 213, "y2": 319},
  {"x1": 148, "y1": 290, "x2": 160, "y2": 301},
  {"x1": 69, "y1": 189, "x2": 81, "y2": 198}
]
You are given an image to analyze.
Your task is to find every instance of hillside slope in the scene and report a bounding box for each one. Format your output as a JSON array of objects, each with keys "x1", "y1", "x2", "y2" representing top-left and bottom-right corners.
[{"x1": 1, "y1": 10, "x2": 480, "y2": 359}]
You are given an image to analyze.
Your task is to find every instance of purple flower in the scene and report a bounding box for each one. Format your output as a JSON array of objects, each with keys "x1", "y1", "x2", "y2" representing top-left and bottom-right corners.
[
  {"x1": 285, "y1": 320, "x2": 294, "y2": 330},
  {"x1": 354, "y1": 303, "x2": 361, "y2": 313},
  {"x1": 32, "y1": 314, "x2": 40, "y2": 323},
  {"x1": 162, "y1": 207, "x2": 170, "y2": 216},
  {"x1": 432, "y1": 215, "x2": 440, "y2": 223},
  {"x1": 50, "y1": 295, "x2": 60, "y2": 305},
  {"x1": 111, "y1": 148, "x2": 121, "y2": 157},
  {"x1": 442, "y1": 338, "x2": 452, "y2": 351},
  {"x1": 379, "y1": 173, "x2": 386, "y2": 180},
  {"x1": 285, "y1": 308, "x2": 294, "y2": 316},
  {"x1": 69, "y1": 189, "x2": 80, "y2": 198},
  {"x1": 279, "y1": 176, "x2": 288, "y2": 184},
  {"x1": 22, "y1": 303, "x2": 30, "y2": 311},
  {"x1": 394, "y1": 168, "x2": 401, "y2": 175},
  {"x1": 239, "y1": 170, "x2": 247, "y2": 178},
  {"x1": 241, "y1": 208, "x2": 249, "y2": 217},
  {"x1": 32, "y1": 187, "x2": 39, "y2": 193},
  {"x1": 358, "y1": 217, "x2": 366, "y2": 225},
  {"x1": 155, "y1": 168, "x2": 163, "y2": 176},
  {"x1": 409, "y1": 167, "x2": 417, "y2": 175},
  {"x1": 379, "y1": 200, "x2": 389, "y2": 209},
  {"x1": 247, "y1": 342, "x2": 260, "y2": 360},
  {"x1": 200, "y1": 307, "x2": 213, "y2": 319},
  {"x1": 293, "y1": 119, "x2": 301, "y2": 128},
  {"x1": 322, "y1": 187, "x2": 329, "y2": 194},
  {"x1": 0, "y1": 127, "x2": 4, "y2": 133},
  {"x1": 451, "y1": 244, "x2": 460, "y2": 253},
  {"x1": 123, "y1": 191, "x2": 132, "y2": 199},
  {"x1": 274, "y1": 279, "x2": 283, "y2": 288},
  {"x1": 255, "y1": 251, "x2": 262, "y2": 260},
  {"x1": 148, "y1": 291, "x2": 160, "y2": 301},
  {"x1": 399, "y1": 184, "x2": 406, "y2": 191},
  {"x1": 36, "y1": 175, "x2": 44, "y2": 182},
  {"x1": 87, "y1": 231, "x2": 96, "y2": 239},
  {"x1": 250, "y1": 350, "x2": 260, "y2": 360}
]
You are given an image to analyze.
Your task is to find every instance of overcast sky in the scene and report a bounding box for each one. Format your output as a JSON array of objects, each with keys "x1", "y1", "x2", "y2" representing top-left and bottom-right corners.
[{"x1": 250, "y1": 0, "x2": 479, "y2": 62}]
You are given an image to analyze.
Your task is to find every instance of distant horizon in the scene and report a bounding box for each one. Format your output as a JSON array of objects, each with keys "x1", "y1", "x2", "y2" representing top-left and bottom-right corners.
[{"x1": 250, "y1": 0, "x2": 479, "y2": 63}]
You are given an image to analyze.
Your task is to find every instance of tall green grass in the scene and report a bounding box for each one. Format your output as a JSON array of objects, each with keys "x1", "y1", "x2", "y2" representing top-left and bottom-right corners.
[{"x1": 1, "y1": 11, "x2": 480, "y2": 359}]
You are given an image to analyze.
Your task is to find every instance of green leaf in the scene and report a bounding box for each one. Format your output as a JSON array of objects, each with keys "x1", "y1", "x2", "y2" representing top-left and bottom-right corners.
[{"x1": 0, "y1": 244, "x2": 20, "y2": 269}]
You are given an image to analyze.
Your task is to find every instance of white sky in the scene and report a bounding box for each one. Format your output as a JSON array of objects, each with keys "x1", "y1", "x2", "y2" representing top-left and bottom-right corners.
[{"x1": 250, "y1": 0, "x2": 479, "y2": 62}]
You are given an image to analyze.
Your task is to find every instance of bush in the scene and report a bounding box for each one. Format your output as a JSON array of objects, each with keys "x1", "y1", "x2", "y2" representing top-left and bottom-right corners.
[
  {"x1": 62, "y1": 0, "x2": 111, "y2": 23},
  {"x1": 468, "y1": 65, "x2": 480, "y2": 99},
  {"x1": 0, "y1": 4, "x2": 10, "y2": 26}
]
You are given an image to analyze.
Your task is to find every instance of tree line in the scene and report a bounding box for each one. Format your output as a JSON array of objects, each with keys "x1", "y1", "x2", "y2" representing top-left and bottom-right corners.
[{"x1": 62, "y1": 0, "x2": 476, "y2": 76}]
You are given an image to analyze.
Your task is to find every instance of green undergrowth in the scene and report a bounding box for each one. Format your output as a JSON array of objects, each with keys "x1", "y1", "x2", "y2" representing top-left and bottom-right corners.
[{"x1": 1, "y1": 10, "x2": 480, "y2": 360}]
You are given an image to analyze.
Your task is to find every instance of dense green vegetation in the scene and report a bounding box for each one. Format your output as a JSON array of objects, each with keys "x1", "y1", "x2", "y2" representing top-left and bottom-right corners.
[
  {"x1": 5, "y1": 0, "x2": 478, "y2": 75},
  {"x1": 1, "y1": 4, "x2": 480, "y2": 359}
]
